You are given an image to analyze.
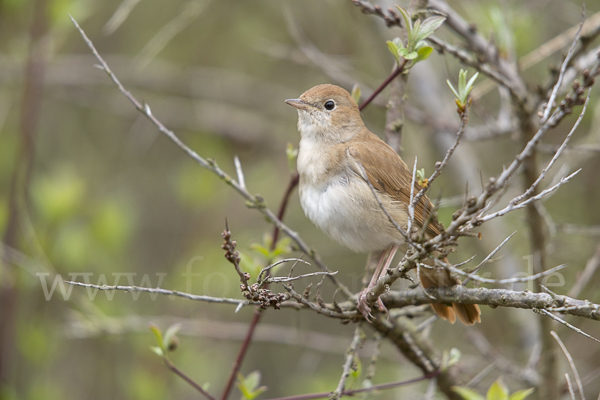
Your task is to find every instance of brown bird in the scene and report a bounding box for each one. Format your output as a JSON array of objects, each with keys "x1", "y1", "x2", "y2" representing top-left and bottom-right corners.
[{"x1": 285, "y1": 84, "x2": 481, "y2": 325}]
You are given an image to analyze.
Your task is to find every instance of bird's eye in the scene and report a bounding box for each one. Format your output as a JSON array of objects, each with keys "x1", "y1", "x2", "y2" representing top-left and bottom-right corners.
[{"x1": 324, "y1": 100, "x2": 335, "y2": 111}]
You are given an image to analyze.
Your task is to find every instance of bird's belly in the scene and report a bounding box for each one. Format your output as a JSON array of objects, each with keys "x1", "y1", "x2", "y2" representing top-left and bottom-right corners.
[{"x1": 299, "y1": 177, "x2": 407, "y2": 252}]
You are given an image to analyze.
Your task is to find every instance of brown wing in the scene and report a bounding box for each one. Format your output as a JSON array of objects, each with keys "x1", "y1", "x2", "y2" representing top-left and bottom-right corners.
[{"x1": 347, "y1": 133, "x2": 442, "y2": 238}]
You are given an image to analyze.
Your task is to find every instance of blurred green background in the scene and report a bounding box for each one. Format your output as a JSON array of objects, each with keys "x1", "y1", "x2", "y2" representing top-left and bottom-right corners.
[{"x1": 1, "y1": 0, "x2": 600, "y2": 398}]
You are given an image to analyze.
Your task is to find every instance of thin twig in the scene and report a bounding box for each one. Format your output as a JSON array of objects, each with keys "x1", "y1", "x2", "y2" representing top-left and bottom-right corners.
[
  {"x1": 407, "y1": 156, "x2": 418, "y2": 235},
  {"x1": 565, "y1": 374, "x2": 577, "y2": 400},
  {"x1": 257, "y1": 258, "x2": 311, "y2": 284},
  {"x1": 262, "y1": 370, "x2": 441, "y2": 400},
  {"x1": 221, "y1": 309, "x2": 261, "y2": 400},
  {"x1": 568, "y1": 241, "x2": 600, "y2": 298},
  {"x1": 480, "y1": 169, "x2": 582, "y2": 222},
  {"x1": 551, "y1": 331, "x2": 586, "y2": 400},
  {"x1": 164, "y1": 358, "x2": 217, "y2": 400},
  {"x1": 355, "y1": 162, "x2": 410, "y2": 242},
  {"x1": 330, "y1": 325, "x2": 363, "y2": 400},
  {"x1": 536, "y1": 309, "x2": 600, "y2": 343},
  {"x1": 541, "y1": 11, "x2": 585, "y2": 125},
  {"x1": 65, "y1": 280, "x2": 259, "y2": 305},
  {"x1": 462, "y1": 231, "x2": 516, "y2": 285},
  {"x1": 359, "y1": 59, "x2": 407, "y2": 111},
  {"x1": 439, "y1": 260, "x2": 567, "y2": 285},
  {"x1": 412, "y1": 101, "x2": 469, "y2": 209},
  {"x1": 511, "y1": 87, "x2": 592, "y2": 206},
  {"x1": 268, "y1": 271, "x2": 338, "y2": 283}
]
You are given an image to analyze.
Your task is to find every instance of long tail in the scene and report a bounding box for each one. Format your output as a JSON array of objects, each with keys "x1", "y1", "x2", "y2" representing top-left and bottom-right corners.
[{"x1": 418, "y1": 258, "x2": 481, "y2": 325}]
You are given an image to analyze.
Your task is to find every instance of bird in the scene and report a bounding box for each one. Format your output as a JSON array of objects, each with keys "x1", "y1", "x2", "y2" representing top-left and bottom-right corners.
[{"x1": 285, "y1": 84, "x2": 481, "y2": 325}]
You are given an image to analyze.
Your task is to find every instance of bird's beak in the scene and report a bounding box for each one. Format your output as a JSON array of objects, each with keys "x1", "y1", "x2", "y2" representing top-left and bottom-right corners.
[{"x1": 285, "y1": 98, "x2": 310, "y2": 111}]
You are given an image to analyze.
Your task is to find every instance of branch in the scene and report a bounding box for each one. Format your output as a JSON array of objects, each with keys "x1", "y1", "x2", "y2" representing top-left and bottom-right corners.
[
  {"x1": 359, "y1": 59, "x2": 407, "y2": 111},
  {"x1": 261, "y1": 370, "x2": 440, "y2": 400},
  {"x1": 68, "y1": 15, "x2": 353, "y2": 299},
  {"x1": 383, "y1": 286, "x2": 600, "y2": 321},
  {"x1": 163, "y1": 358, "x2": 217, "y2": 400},
  {"x1": 330, "y1": 325, "x2": 363, "y2": 400},
  {"x1": 551, "y1": 331, "x2": 586, "y2": 400}
]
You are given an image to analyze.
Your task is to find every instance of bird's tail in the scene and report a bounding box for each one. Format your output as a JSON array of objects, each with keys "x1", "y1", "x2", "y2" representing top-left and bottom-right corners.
[{"x1": 418, "y1": 257, "x2": 481, "y2": 325}]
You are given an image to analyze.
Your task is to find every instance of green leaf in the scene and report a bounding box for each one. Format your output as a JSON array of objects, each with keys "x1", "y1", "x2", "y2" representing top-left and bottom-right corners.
[
  {"x1": 351, "y1": 356, "x2": 362, "y2": 380},
  {"x1": 413, "y1": 46, "x2": 433, "y2": 63},
  {"x1": 509, "y1": 388, "x2": 534, "y2": 400},
  {"x1": 398, "y1": 48, "x2": 418, "y2": 60},
  {"x1": 386, "y1": 40, "x2": 400, "y2": 63},
  {"x1": 286, "y1": 143, "x2": 298, "y2": 173},
  {"x1": 466, "y1": 72, "x2": 479, "y2": 95},
  {"x1": 150, "y1": 346, "x2": 164, "y2": 357},
  {"x1": 487, "y1": 378, "x2": 509, "y2": 400},
  {"x1": 452, "y1": 387, "x2": 485, "y2": 400},
  {"x1": 415, "y1": 16, "x2": 446, "y2": 42},
  {"x1": 163, "y1": 323, "x2": 182, "y2": 351},
  {"x1": 447, "y1": 79, "x2": 461, "y2": 100},
  {"x1": 149, "y1": 324, "x2": 165, "y2": 353},
  {"x1": 395, "y1": 6, "x2": 412, "y2": 37},
  {"x1": 351, "y1": 83, "x2": 361, "y2": 105},
  {"x1": 250, "y1": 242, "x2": 271, "y2": 259},
  {"x1": 237, "y1": 371, "x2": 267, "y2": 400}
]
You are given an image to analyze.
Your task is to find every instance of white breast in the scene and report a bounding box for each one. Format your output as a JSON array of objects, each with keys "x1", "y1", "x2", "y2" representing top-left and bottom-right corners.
[{"x1": 297, "y1": 137, "x2": 407, "y2": 252}]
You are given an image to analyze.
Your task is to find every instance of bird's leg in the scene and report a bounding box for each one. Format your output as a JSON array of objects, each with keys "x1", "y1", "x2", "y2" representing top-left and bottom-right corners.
[{"x1": 357, "y1": 245, "x2": 399, "y2": 320}]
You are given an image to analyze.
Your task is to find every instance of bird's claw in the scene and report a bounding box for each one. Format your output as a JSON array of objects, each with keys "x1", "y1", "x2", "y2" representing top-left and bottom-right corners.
[{"x1": 357, "y1": 289, "x2": 388, "y2": 322}]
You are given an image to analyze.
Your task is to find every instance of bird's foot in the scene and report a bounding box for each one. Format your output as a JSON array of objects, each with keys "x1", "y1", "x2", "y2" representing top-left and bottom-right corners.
[{"x1": 357, "y1": 289, "x2": 388, "y2": 322}]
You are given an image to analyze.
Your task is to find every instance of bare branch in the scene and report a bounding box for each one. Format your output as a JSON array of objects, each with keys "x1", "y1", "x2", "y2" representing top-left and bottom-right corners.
[
  {"x1": 69, "y1": 15, "x2": 353, "y2": 298},
  {"x1": 537, "y1": 309, "x2": 600, "y2": 343},
  {"x1": 480, "y1": 169, "x2": 582, "y2": 223},
  {"x1": 462, "y1": 231, "x2": 517, "y2": 285},
  {"x1": 511, "y1": 88, "x2": 592, "y2": 207},
  {"x1": 551, "y1": 331, "x2": 586, "y2": 400},
  {"x1": 268, "y1": 271, "x2": 338, "y2": 283},
  {"x1": 541, "y1": 12, "x2": 585, "y2": 125},
  {"x1": 330, "y1": 325, "x2": 363, "y2": 400}
]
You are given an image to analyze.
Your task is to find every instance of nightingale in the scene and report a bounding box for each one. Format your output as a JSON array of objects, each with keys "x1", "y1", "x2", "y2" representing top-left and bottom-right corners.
[{"x1": 285, "y1": 84, "x2": 481, "y2": 325}]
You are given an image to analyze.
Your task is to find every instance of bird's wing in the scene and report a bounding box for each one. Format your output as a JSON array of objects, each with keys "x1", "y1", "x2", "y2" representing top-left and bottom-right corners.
[{"x1": 346, "y1": 138, "x2": 442, "y2": 238}]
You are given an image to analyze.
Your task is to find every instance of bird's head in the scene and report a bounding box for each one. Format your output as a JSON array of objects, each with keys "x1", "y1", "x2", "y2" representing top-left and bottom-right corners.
[{"x1": 285, "y1": 84, "x2": 364, "y2": 144}]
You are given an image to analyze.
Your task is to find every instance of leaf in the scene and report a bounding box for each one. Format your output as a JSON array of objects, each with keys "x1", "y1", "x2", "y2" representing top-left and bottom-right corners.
[
  {"x1": 286, "y1": 143, "x2": 298, "y2": 173},
  {"x1": 398, "y1": 48, "x2": 417, "y2": 60},
  {"x1": 466, "y1": 72, "x2": 479, "y2": 95},
  {"x1": 509, "y1": 388, "x2": 534, "y2": 400},
  {"x1": 452, "y1": 387, "x2": 485, "y2": 400},
  {"x1": 386, "y1": 40, "x2": 400, "y2": 63},
  {"x1": 163, "y1": 323, "x2": 182, "y2": 351},
  {"x1": 487, "y1": 378, "x2": 509, "y2": 400},
  {"x1": 149, "y1": 324, "x2": 164, "y2": 352},
  {"x1": 395, "y1": 6, "x2": 412, "y2": 37},
  {"x1": 413, "y1": 45, "x2": 433, "y2": 63},
  {"x1": 250, "y1": 242, "x2": 271, "y2": 258},
  {"x1": 447, "y1": 347, "x2": 461, "y2": 368},
  {"x1": 351, "y1": 356, "x2": 362, "y2": 380},
  {"x1": 244, "y1": 371, "x2": 261, "y2": 392},
  {"x1": 237, "y1": 371, "x2": 268, "y2": 400},
  {"x1": 150, "y1": 346, "x2": 164, "y2": 357},
  {"x1": 351, "y1": 84, "x2": 361, "y2": 105},
  {"x1": 446, "y1": 80, "x2": 461, "y2": 101},
  {"x1": 415, "y1": 16, "x2": 446, "y2": 42}
]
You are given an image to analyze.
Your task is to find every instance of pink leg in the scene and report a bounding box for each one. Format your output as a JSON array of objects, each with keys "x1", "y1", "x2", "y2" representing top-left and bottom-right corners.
[{"x1": 357, "y1": 245, "x2": 399, "y2": 320}]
